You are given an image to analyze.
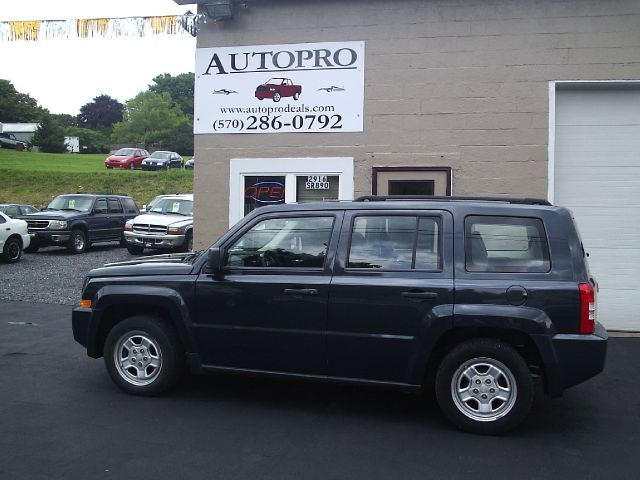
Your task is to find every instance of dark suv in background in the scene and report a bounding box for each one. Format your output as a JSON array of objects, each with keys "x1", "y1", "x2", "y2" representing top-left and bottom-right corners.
[
  {"x1": 72, "y1": 196, "x2": 607, "y2": 434},
  {"x1": 23, "y1": 194, "x2": 139, "y2": 253}
]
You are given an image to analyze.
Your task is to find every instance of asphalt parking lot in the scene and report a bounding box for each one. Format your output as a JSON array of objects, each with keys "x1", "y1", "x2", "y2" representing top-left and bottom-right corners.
[{"x1": 1, "y1": 298, "x2": 639, "y2": 480}]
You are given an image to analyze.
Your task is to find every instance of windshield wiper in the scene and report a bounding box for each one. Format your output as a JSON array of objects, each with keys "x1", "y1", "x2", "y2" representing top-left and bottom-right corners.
[
  {"x1": 43, "y1": 207, "x2": 59, "y2": 211},
  {"x1": 60, "y1": 208, "x2": 82, "y2": 211},
  {"x1": 170, "y1": 212, "x2": 191, "y2": 216}
]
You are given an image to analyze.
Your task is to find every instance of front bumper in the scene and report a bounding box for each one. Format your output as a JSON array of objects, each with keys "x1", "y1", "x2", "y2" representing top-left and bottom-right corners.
[
  {"x1": 141, "y1": 163, "x2": 167, "y2": 171},
  {"x1": 72, "y1": 307, "x2": 92, "y2": 348},
  {"x1": 124, "y1": 231, "x2": 185, "y2": 249},
  {"x1": 28, "y1": 230, "x2": 72, "y2": 246},
  {"x1": 534, "y1": 322, "x2": 608, "y2": 396}
]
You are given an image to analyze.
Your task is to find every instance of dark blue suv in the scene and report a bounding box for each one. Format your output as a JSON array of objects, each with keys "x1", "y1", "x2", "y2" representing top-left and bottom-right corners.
[
  {"x1": 23, "y1": 194, "x2": 139, "y2": 254},
  {"x1": 72, "y1": 196, "x2": 607, "y2": 434}
]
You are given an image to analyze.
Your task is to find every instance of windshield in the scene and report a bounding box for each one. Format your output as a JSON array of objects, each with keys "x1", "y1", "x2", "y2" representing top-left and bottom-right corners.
[
  {"x1": 46, "y1": 195, "x2": 94, "y2": 212},
  {"x1": 150, "y1": 151, "x2": 171, "y2": 159},
  {"x1": 148, "y1": 198, "x2": 193, "y2": 216},
  {"x1": 115, "y1": 148, "x2": 135, "y2": 156},
  {"x1": 266, "y1": 78, "x2": 286, "y2": 85}
]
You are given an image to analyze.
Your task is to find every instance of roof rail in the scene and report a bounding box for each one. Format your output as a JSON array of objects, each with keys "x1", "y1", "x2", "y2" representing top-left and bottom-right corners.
[{"x1": 354, "y1": 195, "x2": 552, "y2": 206}]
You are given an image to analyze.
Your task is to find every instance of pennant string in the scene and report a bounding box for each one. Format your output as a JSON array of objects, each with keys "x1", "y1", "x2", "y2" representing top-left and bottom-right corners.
[{"x1": 0, "y1": 14, "x2": 204, "y2": 41}]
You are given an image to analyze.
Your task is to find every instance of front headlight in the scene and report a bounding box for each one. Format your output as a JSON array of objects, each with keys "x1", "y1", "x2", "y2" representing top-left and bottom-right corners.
[
  {"x1": 167, "y1": 227, "x2": 183, "y2": 235},
  {"x1": 124, "y1": 222, "x2": 133, "y2": 232},
  {"x1": 49, "y1": 220, "x2": 68, "y2": 230}
]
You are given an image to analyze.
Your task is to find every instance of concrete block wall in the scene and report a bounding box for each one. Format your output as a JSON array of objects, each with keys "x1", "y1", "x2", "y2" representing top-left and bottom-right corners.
[{"x1": 193, "y1": 0, "x2": 640, "y2": 244}]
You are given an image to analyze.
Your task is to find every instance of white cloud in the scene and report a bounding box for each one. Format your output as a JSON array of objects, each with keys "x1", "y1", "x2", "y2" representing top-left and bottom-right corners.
[{"x1": 0, "y1": 1, "x2": 196, "y2": 115}]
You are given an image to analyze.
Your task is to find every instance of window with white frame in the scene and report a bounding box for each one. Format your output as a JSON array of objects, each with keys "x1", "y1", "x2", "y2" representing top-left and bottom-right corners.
[{"x1": 229, "y1": 158, "x2": 354, "y2": 226}]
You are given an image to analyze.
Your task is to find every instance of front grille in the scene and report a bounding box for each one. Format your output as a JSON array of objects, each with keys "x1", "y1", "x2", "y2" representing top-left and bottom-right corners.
[
  {"x1": 132, "y1": 224, "x2": 167, "y2": 235},
  {"x1": 27, "y1": 220, "x2": 50, "y2": 230}
]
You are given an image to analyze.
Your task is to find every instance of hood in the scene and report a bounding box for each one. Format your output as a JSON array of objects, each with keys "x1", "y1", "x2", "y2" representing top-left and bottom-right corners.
[
  {"x1": 106, "y1": 155, "x2": 132, "y2": 161},
  {"x1": 21, "y1": 210, "x2": 85, "y2": 220},
  {"x1": 89, "y1": 252, "x2": 197, "y2": 277},
  {"x1": 131, "y1": 213, "x2": 192, "y2": 227},
  {"x1": 145, "y1": 157, "x2": 169, "y2": 164}
]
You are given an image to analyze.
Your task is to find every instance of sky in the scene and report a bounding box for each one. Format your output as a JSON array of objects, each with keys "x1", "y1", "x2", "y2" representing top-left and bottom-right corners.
[{"x1": 0, "y1": 0, "x2": 197, "y2": 115}]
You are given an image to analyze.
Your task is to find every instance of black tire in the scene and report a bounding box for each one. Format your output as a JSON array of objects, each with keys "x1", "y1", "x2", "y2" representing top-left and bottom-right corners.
[
  {"x1": 435, "y1": 338, "x2": 533, "y2": 435},
  {"x1": 293, "y1": 92, "x2": 300, "y2": 100},
  {"x1": 180, "y1": 231, "x2": 193, "y2": 253},
  {"x1": 24, "y1": 243, "x2": 39, "y2": 253},
  {"x1": 273, "y1": 91, "x2": 281, "y2": 102},
  {"x1": 1, "y1": 236, "x2": 22, "y2": 263},
  {"x1": 67, "y1": 229, "x2": 88, "y2": 254},
  {"x1": 127, "y1": 244, "x2": 144, "y2": 255},
  {"x1": 129, "y1": 162, "x2": 135, "y2": 170},
  {"x1": 103, "y1": 315, "x2": 184, "y2": 396}
]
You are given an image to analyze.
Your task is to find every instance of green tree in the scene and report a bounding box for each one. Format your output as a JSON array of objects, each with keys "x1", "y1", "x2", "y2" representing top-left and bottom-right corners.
[
  {"x1": 111, "y1": 91, "x2": 192, "y2": 152},
  {"x1": 0, "y1": 79, "x2": 46, "y2": 122},
  {"x1": 65, "y1": 127, "x2": 110, "y2": 153},
  {"x1": 150, "y1": 73, "x2": 194, "y2": 116},
  {"x1": 78, "y1": 94, "x2": 123, "y2": 129},
  {"x1": 31, "y1": 113, "x2": 66, "y2": 153},
  {"x1": 52, "y1": 113, "x2": 77, "y2": 129}
]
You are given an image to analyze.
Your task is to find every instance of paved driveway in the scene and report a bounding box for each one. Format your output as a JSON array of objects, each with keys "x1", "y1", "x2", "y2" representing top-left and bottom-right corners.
[{"x1": 1, "y1": 300, "x2": 638, "y2": 480}]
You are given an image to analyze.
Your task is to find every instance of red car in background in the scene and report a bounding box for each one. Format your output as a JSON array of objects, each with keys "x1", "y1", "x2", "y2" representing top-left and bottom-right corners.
[
  {"x1": 104, "y1": 148, "x2": 149, "y2": 170},
  {"x1": 255, "y1": 78, "x2": 302, "y2": 102}
]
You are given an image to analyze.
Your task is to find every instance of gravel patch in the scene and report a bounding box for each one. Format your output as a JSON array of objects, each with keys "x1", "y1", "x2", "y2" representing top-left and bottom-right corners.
[{"x1": 0, "y1": 243, "x2": 136, "y2": 305}]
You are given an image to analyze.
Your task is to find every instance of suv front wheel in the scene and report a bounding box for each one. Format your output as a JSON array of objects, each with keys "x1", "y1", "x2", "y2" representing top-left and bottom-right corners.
[
  {"x1": 103, "y1": 315, "x2": 184, "y2": 396},
  {"x1": 435, "y1": 338, "x2": 533, "y2": 435},
  {"x1": 67, "y1": 229, "x2": 88, "y2": 254}
]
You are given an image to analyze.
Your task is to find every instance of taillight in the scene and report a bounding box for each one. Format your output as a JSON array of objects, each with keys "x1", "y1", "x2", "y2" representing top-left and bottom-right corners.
[{"x1": 579, "y1": 283, "x2": 596, "y2": 334}]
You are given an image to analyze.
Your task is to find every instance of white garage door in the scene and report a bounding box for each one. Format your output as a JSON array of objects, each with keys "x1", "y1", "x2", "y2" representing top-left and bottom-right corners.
[{"x1": 554, "y1": 86, "x2": 640, "y2": 331}]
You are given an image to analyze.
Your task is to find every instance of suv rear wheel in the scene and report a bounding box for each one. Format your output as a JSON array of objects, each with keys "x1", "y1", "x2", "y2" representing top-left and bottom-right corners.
[
  {"x1": 435, "y1": 338, "x2": 533, "y2": 435},
  {"x1": 103, "y1": 315, "x2": 184, "y2": 395}
]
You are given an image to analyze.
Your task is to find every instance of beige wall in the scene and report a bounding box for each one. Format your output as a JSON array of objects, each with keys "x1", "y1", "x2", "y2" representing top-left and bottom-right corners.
[{"x1": 193, "y1": 0, "x2": 640, "y2": 246}]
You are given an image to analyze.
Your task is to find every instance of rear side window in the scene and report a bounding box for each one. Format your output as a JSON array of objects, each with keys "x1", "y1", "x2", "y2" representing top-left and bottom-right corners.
[
  {"x1": 122, "y1": 198, "x2": 138, "y2": 214},
  {"x1": 347, "y1": 215, "x2": 441, "y2": 270},
  {"x1": 108, "y1": 199, "x2": 123, "y2": 214},
  {"x1": 465, "y1": 216, "x2": 550, "y2": 273}
]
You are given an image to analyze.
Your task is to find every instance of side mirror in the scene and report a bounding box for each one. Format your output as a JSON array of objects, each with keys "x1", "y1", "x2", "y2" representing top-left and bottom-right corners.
[
  {"x1": 141, "y1": 205, "x2": 147, "y2": 212},
  {"x1": 207, "y1": 247, "x2": 223, "y2": 274}
]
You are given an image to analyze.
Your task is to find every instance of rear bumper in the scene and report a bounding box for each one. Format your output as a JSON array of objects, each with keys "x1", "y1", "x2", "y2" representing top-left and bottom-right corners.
[{"x1": 534, "y1": 322, "x2": 608, "y2": 396}]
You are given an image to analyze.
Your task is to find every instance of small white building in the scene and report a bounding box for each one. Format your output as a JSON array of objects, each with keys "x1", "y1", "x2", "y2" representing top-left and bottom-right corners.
[{"x1": 0, "y1": 123, "x2": 39, "y2": 143}]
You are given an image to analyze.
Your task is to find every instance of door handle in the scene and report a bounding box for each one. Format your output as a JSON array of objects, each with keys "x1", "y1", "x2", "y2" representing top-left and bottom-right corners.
[
  {"x1": 401, "y1": 291, "x2": 438, "y2": 300},
  {"x1": 283, "y1": 288, "x2": 318, "y2": 296}
]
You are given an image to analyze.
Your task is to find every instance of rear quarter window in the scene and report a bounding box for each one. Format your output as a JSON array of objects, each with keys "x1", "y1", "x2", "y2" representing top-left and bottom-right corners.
[{"x1": 465, "y1": 216, "x2": 550, "y2": 273}]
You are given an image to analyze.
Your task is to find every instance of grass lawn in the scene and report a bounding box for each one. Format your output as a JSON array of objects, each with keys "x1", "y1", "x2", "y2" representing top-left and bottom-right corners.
[{"x1": 0, "y1": 149, "x2": 193, "y2": 209}]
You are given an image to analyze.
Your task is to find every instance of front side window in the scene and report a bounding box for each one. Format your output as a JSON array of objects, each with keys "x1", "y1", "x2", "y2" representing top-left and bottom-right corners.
[
  {"x1": 347, "y1": 215, "x2": 441, "y2": 270},
  {"x1": 465, "y1": 216, "x2": 550, "y2": 273},
  {"x1": 227, "y1": 216, "x2": 334, "y2": 268},
  {"x1": 94, "y1": 198, "x2": 108, "y2": 213}
]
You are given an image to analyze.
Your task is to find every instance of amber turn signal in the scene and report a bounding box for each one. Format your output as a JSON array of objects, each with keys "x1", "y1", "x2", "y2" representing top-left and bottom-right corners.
[{"x1": 79, "y1": 299, "x2": 92, "y2": 308}]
